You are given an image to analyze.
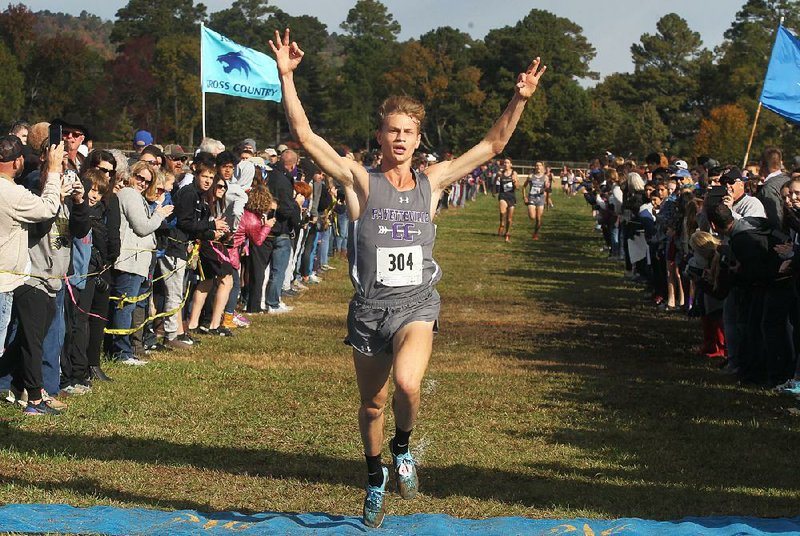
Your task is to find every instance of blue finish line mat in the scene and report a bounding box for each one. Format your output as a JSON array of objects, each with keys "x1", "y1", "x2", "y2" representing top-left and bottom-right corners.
[{"x1": 1, "y1": 505, "x2": 800, "y2": 535}]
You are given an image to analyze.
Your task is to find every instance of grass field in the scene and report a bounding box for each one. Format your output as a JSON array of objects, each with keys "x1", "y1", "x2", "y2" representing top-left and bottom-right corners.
[{"x1": 1, "y1": 191, "x2": 798, "y2": 522}]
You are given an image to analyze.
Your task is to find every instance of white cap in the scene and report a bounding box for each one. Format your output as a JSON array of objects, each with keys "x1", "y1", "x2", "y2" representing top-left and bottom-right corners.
[{"x1": 674, "y1": 159, "x2": 688, "y2": 170}]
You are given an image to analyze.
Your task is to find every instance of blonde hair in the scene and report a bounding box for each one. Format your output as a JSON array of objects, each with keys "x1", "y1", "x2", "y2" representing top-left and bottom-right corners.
[
  {"x1": 378, "y1": 96, "x2": 425, "y2": 130},
  {"x1": 689, "y1": 230, "x2": 720, "y2": 261},
  {"x1": 627, "y1": 172, "x2": 645, "y2": 192},
  {"x1": 128, "y1": 160, "x2": 158, "y2": 200}
]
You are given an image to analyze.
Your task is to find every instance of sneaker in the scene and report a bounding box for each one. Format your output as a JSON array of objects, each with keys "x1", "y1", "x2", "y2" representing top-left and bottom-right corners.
[
  {"x1": 117, "y1": 355, "x2": 148, "y2": 366},
  {"x1": 145, "y1": 342, "x2": 173, "y2": 354},
  {"x1": 320, "y1": 264, "x2": 336, "y2": 271},
  {"x1": 281, "y1": 288, "x2": 299, "y2": 298},
  {"x1": 196, "y1": 325, "x2": 211, "y2": 334},
  {"x1": 5, "y1": 387, "x2": 27, "y2": 408},
  {"x1": 23, "y1": 400, "x2": 62, "y2": 416},
  {"x1": 60, "y1": 384, "x2": 91, "y2": 396},
  {"x1": 164, "y1": 337, "x2": 193, "y2": 350},
  {"x1": 391, "y1": 444, "x2": 419, "y2": 499},
  {"x1": 40, "y1": 390, "x2": 67, "y2": 411},
  {"x1": 268, "y1": 303, "x2": 294, "y2": 315},
  {"x1": 292, "y1": 280, "x2": 309, "y2": 291},
  {"x1": 232, "y1": 313, "x2": 251, "y2": 328},
  {"x1": 774, "y1": 379, "x2": 800, "y2": 396},
  {"x1": 362, "y1": 466, "x2": 389, "y2": 529},
  {"x1": 307, "y1": 274, "x2": 321, "y2": 284},
  {"x1": 222, "y1": 312, "x2": 237, "y2": 330},
  {"x1": 209, "y1": 326, "x2": 234, "y2": 337},
  {"x1": 177, "y1": 333, "x2": 199, "y2": 345}
]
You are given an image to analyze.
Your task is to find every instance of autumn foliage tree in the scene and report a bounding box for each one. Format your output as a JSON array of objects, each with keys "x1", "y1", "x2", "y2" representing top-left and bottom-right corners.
[{"x1": 694, "y1": 104, "x2": 749, "y2": 164}]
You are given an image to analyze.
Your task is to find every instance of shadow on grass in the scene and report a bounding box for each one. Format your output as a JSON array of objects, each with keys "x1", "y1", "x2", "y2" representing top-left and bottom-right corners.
[{"x1": 0, "y1": 419, "x2": 796, "y2": 519}]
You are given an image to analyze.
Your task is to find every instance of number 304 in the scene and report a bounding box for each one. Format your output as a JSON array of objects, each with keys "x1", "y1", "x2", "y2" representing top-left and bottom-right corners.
[{"x1": 388, "y1": 252, "x2": 414, "y2": 271}]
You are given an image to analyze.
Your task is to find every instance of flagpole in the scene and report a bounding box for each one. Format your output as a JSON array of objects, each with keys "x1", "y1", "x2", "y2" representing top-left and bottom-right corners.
[
  {"x1": 201, "y1": 23, "x2": 207, "y2": 140},
  {"x1": 742, "y1": 15, "x2": 784, "y2": 169}
]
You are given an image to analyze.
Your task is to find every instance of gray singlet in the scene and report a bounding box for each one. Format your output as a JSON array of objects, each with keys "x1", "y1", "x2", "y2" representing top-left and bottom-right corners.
[{"x1": 348, "y1": 171, "x2": 441, "y2": 302}]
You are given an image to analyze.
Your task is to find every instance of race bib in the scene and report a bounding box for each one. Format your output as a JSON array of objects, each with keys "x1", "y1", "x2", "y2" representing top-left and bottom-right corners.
[
  {"x1": 503, "y1": 182, "x2": 514, "y2": 192},
  {"x1": 529, "y1": 184, "x2": 543, "y2": 196},
  {"x1": 376, "y1": 245, "x2": 423, "y2": 287}
]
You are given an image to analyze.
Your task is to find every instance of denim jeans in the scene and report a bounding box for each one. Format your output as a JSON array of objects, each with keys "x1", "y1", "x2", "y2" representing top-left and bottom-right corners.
[
  {"x1": 316, "y1": 227, "x2": 331, "y2": 267},
  {"x1": 41, "y1": 286, "x2": 65, "y2": 395},
  {"x1": 111, "y1": 271, "x2": 146, "y2": 359},
  {"x1": 335, "y1": 212, "x2": 349, "y2": 252},
  {"x1": 0, "y1": 291, "x2": 13, "y2": 357},
  {"x1": 225, "y1": 269, "x2": 241, "y2": 315},
  {"x1": 266, "y1": 236, "x2": 292, "y2": 309}
]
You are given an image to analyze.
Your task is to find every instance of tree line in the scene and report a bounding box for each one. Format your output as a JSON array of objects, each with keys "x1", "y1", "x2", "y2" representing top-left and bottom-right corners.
[{"x1": 0, "y1": 0, "x2": 797, "y2": 164}]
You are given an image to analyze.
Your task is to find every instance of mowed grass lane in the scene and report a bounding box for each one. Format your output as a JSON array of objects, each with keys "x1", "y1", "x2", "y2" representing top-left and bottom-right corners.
[{"x1": 0, "y1": 191, "x2": 798, "y2": 520}]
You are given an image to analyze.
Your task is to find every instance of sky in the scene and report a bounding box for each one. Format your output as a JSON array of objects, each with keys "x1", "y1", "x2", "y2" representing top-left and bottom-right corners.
[{"x1": 24, "y1": 0, "x2": 745, "y2": 84}]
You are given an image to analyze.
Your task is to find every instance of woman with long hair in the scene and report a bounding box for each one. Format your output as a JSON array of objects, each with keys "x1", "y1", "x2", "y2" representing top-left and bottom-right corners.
[{"x1": 187, "y1": 174, "x2": 235, "y2": 337}]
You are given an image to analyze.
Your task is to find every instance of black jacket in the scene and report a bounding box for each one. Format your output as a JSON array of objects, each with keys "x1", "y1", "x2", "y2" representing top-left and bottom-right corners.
[
  {"x1": 171, "y1": 183, "x2": 215, "y2": 259},
  {"x1": 267, "y1": 166, "x2": 300, "y2": 236}
]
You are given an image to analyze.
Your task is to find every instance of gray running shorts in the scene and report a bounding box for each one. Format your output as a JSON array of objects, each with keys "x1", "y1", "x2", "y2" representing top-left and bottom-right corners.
[
  {"x1": 526, "y1": 195, "x2": 545, "y2": 207},
  {"x1": 345, "y1": 288, "x2": 440, "y2": 357}
]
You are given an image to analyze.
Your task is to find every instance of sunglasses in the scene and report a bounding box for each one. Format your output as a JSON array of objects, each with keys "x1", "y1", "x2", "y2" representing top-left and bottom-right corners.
[
  {"x1": 168, "y1": 156, "x2": 187, "y2": 162},
  {"x1": 96, "y1": 166, "x2": 116, "y2": 177},
  {"x1": 141, "y1": 158, "x2": 158, "y2": 165},
  {"x1": 63, "y1": 130, "x2": 83, "y2": 139},
  {"x1": 135, "y1": 173, "x2": 152, "y2": 184},
  {"x1": 216, "y1": 183, "x2": 228, "y2": 190}
]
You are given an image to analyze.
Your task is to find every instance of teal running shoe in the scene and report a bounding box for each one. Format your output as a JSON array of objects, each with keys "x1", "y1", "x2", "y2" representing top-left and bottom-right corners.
[
  {"x1": 362, "y1": 466, "x2": 389, "y2": 528},
  {"x1": 391, "y1": 448, "x2": 418, "y2": 499}
]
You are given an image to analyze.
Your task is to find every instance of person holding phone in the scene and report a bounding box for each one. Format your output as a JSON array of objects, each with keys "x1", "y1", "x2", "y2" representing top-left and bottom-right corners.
[
  {"x1": 1, "y1": 138, "x2": 91, "y2": 414},
  {"x1": 270, "y1": 28, "x2": 546, "y2": 527}
]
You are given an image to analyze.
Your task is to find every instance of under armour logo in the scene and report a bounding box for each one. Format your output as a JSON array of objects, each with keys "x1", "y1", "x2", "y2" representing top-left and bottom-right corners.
[{"x1": 398, "y1": 196, "x2": 410, "y2": 204}]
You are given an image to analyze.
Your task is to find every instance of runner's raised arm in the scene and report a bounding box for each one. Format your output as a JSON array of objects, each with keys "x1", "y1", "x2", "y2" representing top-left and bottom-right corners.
[
  {"x1": 269, "y1": 29, "x2": 366, "y2": 189},
  {"x1": 426, "y1": 57, "x2": 547, "y2": 193}
]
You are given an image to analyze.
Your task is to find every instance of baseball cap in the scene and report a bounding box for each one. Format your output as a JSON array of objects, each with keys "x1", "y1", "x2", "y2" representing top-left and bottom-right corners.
[
  {"x1": 163, "y1": 144, "x2": 187, "y2": 159},
  {"x1": 673, "y1": 168, "x2": 691, "y2": 178},
  {"x1": 242, "y1": 138, "x2": 257, "y2": 151},
  {"x1": 276, "y1": 144, "x2": 288, "y2": 154},
  {"x1": 134, "y1": 130, "x2": 153, "y2": 148},
  {"x1": 264, "y1": 148, "x2": 277, "y2": 157},
  {"x1": 720, "y1": 167, "x2": 743, "y2": 184},
  {"x1": 674, "y1": 159, "x2": 688, "y2": 170}
]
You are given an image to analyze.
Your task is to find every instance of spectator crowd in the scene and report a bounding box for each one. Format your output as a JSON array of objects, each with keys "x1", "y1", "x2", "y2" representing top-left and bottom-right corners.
[{"x1": 579, "y1": 147, "x2": 800, "y2": 395}]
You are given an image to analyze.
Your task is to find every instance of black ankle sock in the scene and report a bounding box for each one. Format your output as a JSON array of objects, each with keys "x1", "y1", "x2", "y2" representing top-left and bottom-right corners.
[
  {"x1": 366, "y1": 454, "x2": 383, "y2": 486},
  {"x1": 391, "y1": 428, "x2": 412, "y2": 455}
]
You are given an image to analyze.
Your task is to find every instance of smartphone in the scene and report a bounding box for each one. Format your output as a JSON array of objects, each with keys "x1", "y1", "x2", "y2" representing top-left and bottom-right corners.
[
  {"x1": 48, "y1": 124, "x2": 62, "y2": 147},
  {"x1": 63, "y1": 169, "x2": 78, "y2": 186}
]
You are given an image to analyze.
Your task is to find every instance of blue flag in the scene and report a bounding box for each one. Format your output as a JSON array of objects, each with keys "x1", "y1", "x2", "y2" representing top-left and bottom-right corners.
[
  {"x1": 760, "y1": 25, "x2": 800, "y2": 123},
  {"x1": 201, "y1": 25, "x2": 281, "y2": 102}
]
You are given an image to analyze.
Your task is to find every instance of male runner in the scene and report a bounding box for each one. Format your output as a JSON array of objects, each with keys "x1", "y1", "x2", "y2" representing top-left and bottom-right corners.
[{"x1": 270, "y1": 29, "x2": 546, "y2": 528}]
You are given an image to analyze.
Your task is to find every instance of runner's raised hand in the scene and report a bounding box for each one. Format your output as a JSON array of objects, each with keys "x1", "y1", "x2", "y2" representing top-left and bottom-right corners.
[
  {"x1": 269, "y1": 28, "x2": 304, "y2": 76},
  {"x1": 515, "y1": 57, "x2": 547, "y2": 99}
]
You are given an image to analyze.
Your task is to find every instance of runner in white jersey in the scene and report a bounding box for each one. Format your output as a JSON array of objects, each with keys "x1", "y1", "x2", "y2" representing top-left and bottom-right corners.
[{"x1": 270, "y1": 28, "x2": 547, "y2": 528}]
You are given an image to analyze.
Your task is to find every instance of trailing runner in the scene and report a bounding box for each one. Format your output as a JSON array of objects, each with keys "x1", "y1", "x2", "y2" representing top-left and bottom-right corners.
[
  {"x1": 497, "y1": 157, "x2": 519, "y2": 242},
  {"x1": 524, "y1": 160, "x2": 548, "y2": 240},
  {"x1": 270, "y1": 28, "x2": 546, "y2": 528}
]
